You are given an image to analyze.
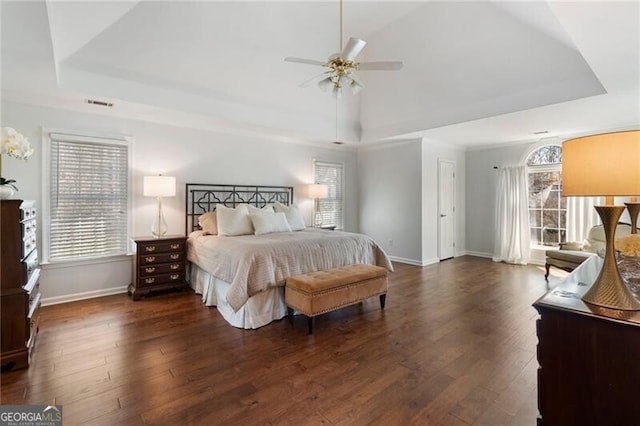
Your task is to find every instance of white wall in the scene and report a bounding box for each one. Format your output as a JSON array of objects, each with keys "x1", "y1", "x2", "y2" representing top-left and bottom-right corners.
[
  {"x1": 358, "y1": 140, "x2": 422, "y2": 264},
  {"x1": 2, "y1": 100, "x2": 358, "y2": 303},
  {"x1": 421, "y1": 138, "x2": 466, "y2": 264}
]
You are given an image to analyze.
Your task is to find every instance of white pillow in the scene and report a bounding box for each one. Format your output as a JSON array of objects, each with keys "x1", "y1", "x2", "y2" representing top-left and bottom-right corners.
[
  {"x1": 216, "y1": 204, "x2": 253, "y2": 236},
  {"x1": 273, "y1": 202, "x2": 306, "y2": 231},
  {"x1": 198, "y1": 211, "x2": 218, "y2": 235},
  {"x1": 250, "y1": 212, "x2": 292, "y2": 235},
  {"x1": 247, "y1": 204, "x2": 274, "y2": 214}
]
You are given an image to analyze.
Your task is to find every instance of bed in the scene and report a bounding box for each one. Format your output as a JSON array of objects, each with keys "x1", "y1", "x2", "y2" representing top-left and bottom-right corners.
[{"x1": 185, "y1": 183, "x2": 393, "y2": 329}]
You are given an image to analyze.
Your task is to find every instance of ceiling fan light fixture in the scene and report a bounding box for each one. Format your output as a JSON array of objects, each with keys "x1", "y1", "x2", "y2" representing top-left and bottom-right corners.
[{"x1": 318, "y1": 77, "x2": 334, "y2": 92}]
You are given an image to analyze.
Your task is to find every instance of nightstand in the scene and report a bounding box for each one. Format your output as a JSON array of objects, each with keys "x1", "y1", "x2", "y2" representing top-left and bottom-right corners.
[{"x1": 128, "y1": 235, "x2": 187, "y2": 300}]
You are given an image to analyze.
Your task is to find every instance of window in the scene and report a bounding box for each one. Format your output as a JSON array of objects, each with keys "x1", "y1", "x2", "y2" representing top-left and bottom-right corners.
[
  {"x1": 313, "y1": 160, "x2": 344, "y2": 230},
  {"x1": 526, "y1": 144, "x2": 566, "y2": 247},
  {"x1": 44, "y1": 132, "x2": 130, "y2": 262}
]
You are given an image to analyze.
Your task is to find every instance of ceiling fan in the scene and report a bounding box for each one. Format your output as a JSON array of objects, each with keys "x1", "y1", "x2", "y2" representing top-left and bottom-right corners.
[{"x1": 284, "y1": 0, "x2": 403, "y2": 98}]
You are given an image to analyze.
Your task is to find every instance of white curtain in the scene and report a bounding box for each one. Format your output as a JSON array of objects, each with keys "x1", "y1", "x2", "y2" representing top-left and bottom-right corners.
[
  {"x1": 493, "y1": 165, "x2": 531, "y2": 265},
  {"x1": 566, "y1": 196, "x2": 602, "y2": 243}
]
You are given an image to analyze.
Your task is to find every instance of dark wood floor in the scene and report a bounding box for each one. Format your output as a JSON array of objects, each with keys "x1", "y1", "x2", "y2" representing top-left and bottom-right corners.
[{"x1": 1, "y1": 257, "x2": 568, "y2": 425}]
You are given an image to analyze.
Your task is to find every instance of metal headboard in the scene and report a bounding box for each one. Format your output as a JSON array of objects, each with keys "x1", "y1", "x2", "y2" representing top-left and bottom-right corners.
[{"x1": 185, "y1": 183, "x2": 294, "y2": 234}]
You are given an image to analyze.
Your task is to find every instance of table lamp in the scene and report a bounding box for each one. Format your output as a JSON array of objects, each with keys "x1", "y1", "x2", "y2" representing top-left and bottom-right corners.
[
  {"x1": 308, "y1": 183, "x2": 328, "y2": 227},
  {"x1": 144, "y1": 175, "x2": 176, "y2": 238},
  {"x1": 562, "y1": 130, "x2": 640, "y2": 310}
]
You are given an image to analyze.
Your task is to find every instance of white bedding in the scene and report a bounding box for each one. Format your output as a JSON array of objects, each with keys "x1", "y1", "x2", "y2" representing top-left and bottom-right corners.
[{"x1": 187, "y1": 228, "x2": 393, "y2": 312}]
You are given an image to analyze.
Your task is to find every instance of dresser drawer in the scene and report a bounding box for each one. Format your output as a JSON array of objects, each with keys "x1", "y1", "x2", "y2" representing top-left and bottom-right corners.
[
  {"x1": 22, "y1": 232, "x2": 36, "y2": 259},
  {"x1": 140, "y1": 262, "x2": 183, "y2": 276},
  {"x1": 22, "y1": 250, "x2": 39, "y2": 283},
  {"x1": 138, "y1": 240, "x2": 184, "y2": 254},
  {"x1": 21, "y1": 205, "x2": 36, "y2": 221},
  {"x1": 139, "y1": 272, "x2": 184, "y2": 288},
  {"x1": 139, "y1": 252, "x2": 184, "y2": 265}
]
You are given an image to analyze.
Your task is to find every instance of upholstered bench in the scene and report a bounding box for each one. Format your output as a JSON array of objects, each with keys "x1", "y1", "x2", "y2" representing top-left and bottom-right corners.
[{"x1": 285, "y1": 264, "x2": 388, "y2": 334}]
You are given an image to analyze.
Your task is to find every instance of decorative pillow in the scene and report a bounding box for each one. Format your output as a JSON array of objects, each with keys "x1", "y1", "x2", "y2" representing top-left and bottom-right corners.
[
  {"x1": 216, "y1": 204, "x2": 253, "y2": 236},
  {"x1": 198, "y1": 211, "x2": 218, "y2": 235},
  {"x1": 247, "y1": 204, "x2": 274, "y2": 214},
  {"x1": 273, "y1": 202, "x2": 306, "y2": 231},
  {"x1": 250, "y1": 212, "x2": 292, "y2": 235}
]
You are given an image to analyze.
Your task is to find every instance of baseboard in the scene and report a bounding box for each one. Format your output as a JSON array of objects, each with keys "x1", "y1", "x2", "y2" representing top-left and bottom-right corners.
[
  {"x1": 388, "y1": 256, "x2": 440, "y2": 267},
  {"x1": 463, "y1": 250, "x2": 494, "y2": 259},
  {"x1": 41, "y1": 286, "x2": 128, "y2": 306}
]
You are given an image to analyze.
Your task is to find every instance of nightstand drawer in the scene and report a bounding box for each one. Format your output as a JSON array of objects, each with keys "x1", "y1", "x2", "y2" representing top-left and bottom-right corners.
[
  {"x1": 140, "y1": 262, "x2": 183, "y2": 276},
  {"x1": 138, "y1": 241, "x2": 184, "y2": 254},
  {"x1": 139, "y1": 272, "x2": 184, "y2": 288},
  {"x1": 139, "y1": 252, "x2": 184, "y2": 264}
]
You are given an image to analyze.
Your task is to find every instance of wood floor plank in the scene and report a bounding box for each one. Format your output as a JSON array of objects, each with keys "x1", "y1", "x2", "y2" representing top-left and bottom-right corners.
[{"x1": 0, "y1": 257, "x2": 554, "y2": 424}]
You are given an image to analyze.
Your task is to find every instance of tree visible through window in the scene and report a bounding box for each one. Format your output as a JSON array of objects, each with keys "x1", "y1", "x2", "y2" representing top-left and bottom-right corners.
[{"x1": 527, "y1": 145, "x2": 566, "y2": 247}]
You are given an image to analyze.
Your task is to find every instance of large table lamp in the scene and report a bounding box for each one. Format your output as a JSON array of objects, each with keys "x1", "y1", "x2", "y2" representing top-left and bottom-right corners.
[
  {"x1": 562, "y1": 130, "x2": 640, "y2": 310},
  {"x1": 308, "y1": 183, "x2": 328, "y2": 227},
  {"x1": 144, "y1": 175, "x2": 176, "y2": 238}
]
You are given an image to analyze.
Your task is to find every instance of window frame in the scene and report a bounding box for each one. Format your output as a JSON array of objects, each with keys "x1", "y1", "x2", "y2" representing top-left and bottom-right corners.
[
  {"x1": 523, "y1": 142, "x2": 566, "y2": 248},
  {"x1": 313, "y1": 159, "x2": 345, "y2": 230},
  {"x1": 41, "y1": 128, "x2": 134, "y2": 264}
]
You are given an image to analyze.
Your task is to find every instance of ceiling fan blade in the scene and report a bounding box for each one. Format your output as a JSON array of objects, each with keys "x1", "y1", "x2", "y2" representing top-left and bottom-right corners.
[
  {"x1": 341, "y1": 37, "x2": 367, "y2": 60},
  {"x1": 358, "y1": 61, "x2": 404, "y2": 71},
  {"x1": 284, "y1": 57, "x2": 326, "y2": 66},
  {"x1": 299, "y1": 72, "x2": 329, "y2": 88}
]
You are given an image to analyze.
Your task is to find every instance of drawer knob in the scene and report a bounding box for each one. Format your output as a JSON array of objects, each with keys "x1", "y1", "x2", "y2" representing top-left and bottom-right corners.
[
  {"x1": 145, "y1": 256, "x2": 156, "y2": 263},
  {"x1": 145, "y1": 267, "x2": 156, "y2": 273},
  {"x1": 170, "y1": 264, "x2": 180, "y2": 270},
  {"x1": 145, "y1": 246, "x2": 156, "y2": 252},
  {"x1": 170, "y1": 254, "x2": 180, "y2": 260},
  {"x1": 170, "y1": 274, "x2": 180, "y2": 280},
  {"x1": 144, "y1": 278, "x2": 155, "y2": 284},
  {"x1": 171, "y1": 243, "x2": 180, "y2": 249}
]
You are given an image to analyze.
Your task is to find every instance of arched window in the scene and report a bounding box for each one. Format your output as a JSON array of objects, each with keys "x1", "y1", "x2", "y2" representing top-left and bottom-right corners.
[{"x1": 526, "y1": 144, "x2": 565, "y2": 247}]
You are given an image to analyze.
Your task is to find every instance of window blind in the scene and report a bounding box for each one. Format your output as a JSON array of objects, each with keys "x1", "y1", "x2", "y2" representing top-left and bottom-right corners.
[
  {"x1": 314, "y1": 160, "x2": 344, "y2": 229},
  {"x1": 48, "y1": 133, "x2": 129, "y2": 261}
]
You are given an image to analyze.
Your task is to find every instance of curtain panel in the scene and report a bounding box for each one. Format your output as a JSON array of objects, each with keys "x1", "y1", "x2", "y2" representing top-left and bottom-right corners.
[{"x1": 493, "y1": 165, "x2": 531, "y2": 265}]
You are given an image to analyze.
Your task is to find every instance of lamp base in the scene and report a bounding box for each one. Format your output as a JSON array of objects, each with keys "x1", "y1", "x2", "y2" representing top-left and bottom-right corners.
[
  {"x1": 151, "y1": 196, "x2": 168, "y2": 238},
  {"x1": 624, "y1": 202, "x2": 640, "y2": 234},
  {"x1": 582, "y1": 206, "x2": 640, "y2": 311}
]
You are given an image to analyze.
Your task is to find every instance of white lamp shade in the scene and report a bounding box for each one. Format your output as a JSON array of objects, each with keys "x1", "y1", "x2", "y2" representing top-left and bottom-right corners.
[
  {"x1": 562, "y1": 130, "x2": 640, "y2": 198},
  {"x1": 144, "y1": 175, "x2": 176, "y2": 197},
  {"x1": 308, "y1": 184, "x2": 328, "y2": 199}
]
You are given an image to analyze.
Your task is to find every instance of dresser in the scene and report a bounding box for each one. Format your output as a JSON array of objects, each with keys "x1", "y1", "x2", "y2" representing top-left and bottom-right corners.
[
  {"x1": 128, "y1": 235, "x2": 187, "y2": 300},
  {"x1": 1, "y1": 200, "x2": 41, "y2": 371},
  {"x1": 533, "y1": 256, "x2": 640, "y2": 425}
]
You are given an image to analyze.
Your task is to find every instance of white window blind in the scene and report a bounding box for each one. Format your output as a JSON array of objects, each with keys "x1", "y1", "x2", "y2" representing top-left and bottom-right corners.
[
  {"x1": 47, "y1": 133, "x2": 129, "y2": 261},
  {"x1": 314, "y1": 160, "x2": 345, "y2": 229}
]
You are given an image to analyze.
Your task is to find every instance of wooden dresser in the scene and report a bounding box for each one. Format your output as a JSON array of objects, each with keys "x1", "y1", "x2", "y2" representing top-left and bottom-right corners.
[
  {"x1": 533, "y1": 256, "x2": 640, "y2": 425},
  {"x1": 128, "y1": 235, "x2": 187, "y2": 300},
  {"x1": 1, "y1": 200, "x2": 41, "y2": 371}
]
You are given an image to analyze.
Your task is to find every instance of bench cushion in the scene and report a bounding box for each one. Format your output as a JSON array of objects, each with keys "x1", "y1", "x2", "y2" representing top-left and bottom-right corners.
[{"x1": 286, "y1": 264, "x2": 388, "y2": 316}]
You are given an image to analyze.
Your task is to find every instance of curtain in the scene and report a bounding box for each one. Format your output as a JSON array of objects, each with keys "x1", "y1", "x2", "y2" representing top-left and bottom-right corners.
[
  {"x1": 566, "y1": 196, "x2": 602, "y2": 243},
  {"x1": 493, "y1": 165, "x2": 531, "y2": 265}
]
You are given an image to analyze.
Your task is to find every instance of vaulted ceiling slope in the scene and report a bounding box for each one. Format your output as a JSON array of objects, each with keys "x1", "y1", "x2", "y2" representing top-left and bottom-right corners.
[{"x1": 2, "y1": 1, "x2": 638, "y2": 147}]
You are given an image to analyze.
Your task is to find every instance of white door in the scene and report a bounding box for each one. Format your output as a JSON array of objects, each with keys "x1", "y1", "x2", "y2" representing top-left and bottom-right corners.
[{"x1": 438, "y1": 159, "x2": 456, "y2": 260}]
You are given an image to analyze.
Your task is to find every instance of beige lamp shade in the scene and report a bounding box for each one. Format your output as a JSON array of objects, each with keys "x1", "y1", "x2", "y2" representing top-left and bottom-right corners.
[
  {"x1": 562, "y1": 130, "x2": 640, "y2": 198},
  {"x1": 308, "y1": 183, "x2": 328, "y2": 199},
  {"x1": 144, "y1": 175, "x2": 176, "y2": 197}
]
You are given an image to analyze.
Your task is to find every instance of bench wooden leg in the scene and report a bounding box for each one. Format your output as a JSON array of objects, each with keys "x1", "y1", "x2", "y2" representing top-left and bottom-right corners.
[
  {"x1": 544, "y1": 263, "x2": 551, "y2": 280},
  {"x1": 380, "y1": 294, "x2": 386, "y2": 309},
  {"x1": 287, "y1": 307, "x2": 294, "y2": 324},
  {"x1": 307, "y1": 316, "x2": 315, "y2": 335}
]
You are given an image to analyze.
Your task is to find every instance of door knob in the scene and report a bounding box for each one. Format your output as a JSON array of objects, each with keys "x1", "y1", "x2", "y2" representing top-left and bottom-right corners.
[{"x1": 440, "y1": 214, "x2": 447, "y2": 217}]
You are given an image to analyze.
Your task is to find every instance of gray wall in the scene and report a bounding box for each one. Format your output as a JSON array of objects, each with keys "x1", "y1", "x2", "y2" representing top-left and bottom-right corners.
[{"x1": 358, "y1": 140, "x2": 423, "y2": 264}]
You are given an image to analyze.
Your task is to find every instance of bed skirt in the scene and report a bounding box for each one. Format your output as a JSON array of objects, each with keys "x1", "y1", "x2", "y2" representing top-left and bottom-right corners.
[{"x1": 188, "y1": 263, "x2": 288, "y2": 329}]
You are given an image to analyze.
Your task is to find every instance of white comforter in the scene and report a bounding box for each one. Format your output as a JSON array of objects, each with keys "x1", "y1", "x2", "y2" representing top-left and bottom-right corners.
[{"x1": 187, "y1": 228, "x2": 393, "y2": 311}]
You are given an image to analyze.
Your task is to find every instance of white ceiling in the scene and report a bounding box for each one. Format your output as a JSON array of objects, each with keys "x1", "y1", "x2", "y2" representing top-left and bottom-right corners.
[{"x1": 1, "y1": 1, "x2": 638, "y2": 148}]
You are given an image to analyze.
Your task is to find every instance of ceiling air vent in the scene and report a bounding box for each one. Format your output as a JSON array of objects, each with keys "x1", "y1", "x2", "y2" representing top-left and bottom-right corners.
[{"x1": 86, "y1": 99, "x2": 113, "y2": 108}]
